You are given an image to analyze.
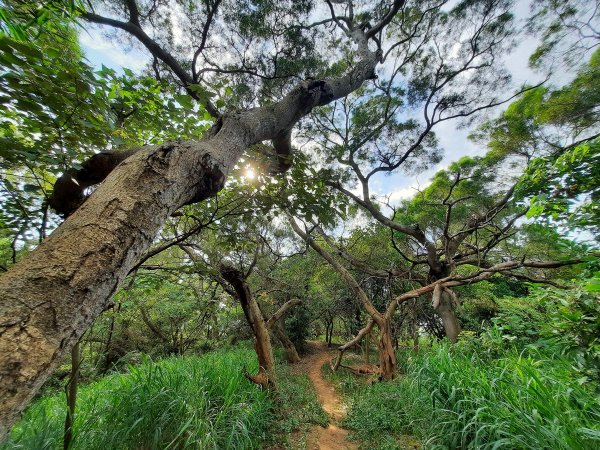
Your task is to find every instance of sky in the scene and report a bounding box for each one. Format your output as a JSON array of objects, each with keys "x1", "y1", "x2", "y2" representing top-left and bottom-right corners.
[{"x1": 77, "y1": 0, "x2": 547, "y2": 211}]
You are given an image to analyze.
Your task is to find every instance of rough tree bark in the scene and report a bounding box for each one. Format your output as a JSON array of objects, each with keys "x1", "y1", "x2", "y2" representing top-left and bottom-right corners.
[
  {"x1": 377, "y1": 319, "x2": 397, "y2": 380},
  {"x1": 429, "y1": 267, "x2": 461, "y2": 343},
  {"x1": 272, "y1": 323, "x2": 301, "y2": 364},
  {"x1": 432, "y1": 287, "x2": 461, "y2": 343},
  {"x1": 265, "y1": 299, "x2": 302, "y2": 364}
]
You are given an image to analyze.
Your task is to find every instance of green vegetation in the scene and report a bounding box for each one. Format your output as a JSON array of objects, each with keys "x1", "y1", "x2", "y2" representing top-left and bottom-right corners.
[
  {"x1": 2, "y1": 348, "x2": 326, "y2": 450},
  {"x1": 328, "y1": 279, "x2": 600, "y2": 450},
  {"x1": 342, "y1": 345, "x2": 599, "y2": 449},
  {"x1": 0, "y1": 1, "x2": 599, "y2": 449}
]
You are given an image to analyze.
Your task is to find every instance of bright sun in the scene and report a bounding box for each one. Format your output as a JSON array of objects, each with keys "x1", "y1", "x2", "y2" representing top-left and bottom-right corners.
[{"x1": 245, "y1": 167, "x2": 255, "y2": 180}]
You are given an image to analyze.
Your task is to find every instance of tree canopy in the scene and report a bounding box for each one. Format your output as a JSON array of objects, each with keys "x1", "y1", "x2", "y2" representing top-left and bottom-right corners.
[{"x1": 0, "y1": 0, "x2": 598, "y2": 444}]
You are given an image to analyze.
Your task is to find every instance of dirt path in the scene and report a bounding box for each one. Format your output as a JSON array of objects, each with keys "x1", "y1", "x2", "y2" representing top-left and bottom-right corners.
[{"x1": 299, "y1": 342, "x2": 358, "y2": 450}]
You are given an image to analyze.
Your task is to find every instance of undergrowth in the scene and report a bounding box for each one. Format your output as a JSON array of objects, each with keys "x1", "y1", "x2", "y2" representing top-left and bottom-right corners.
[
  {"x1": 336, "y1": 342, "x2": 600, "y2": 450},
  {"x1": 2, "y1": 347, "x2": 324, "y2": 450}
]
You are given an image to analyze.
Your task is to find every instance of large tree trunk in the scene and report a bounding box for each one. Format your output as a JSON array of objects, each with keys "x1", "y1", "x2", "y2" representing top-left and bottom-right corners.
[
  {"x1": 0, "y1": 33, "x2": 381, "y2": 434},
  {"x1": 220, "y1": 266, "x2": 276, "y2": 390},
  {"x1": 0, "y1": 138, "x2": 243, "y2": 435}
]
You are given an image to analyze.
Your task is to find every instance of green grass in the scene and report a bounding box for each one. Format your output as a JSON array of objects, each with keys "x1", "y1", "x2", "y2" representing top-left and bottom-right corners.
[
  {"x1": 322, "y1": 360, "x2": 366, "y2": 396},
  {"x1": 336, "y1": 344, "x2": 600, "y2": 450},
  {"x1": 276, "y1": 364, "x2": 328, "y2": 432},
  {"x1": 3, "y1": 346, "x2": 328, "y2": 450},
  {"x1": 3, "y1": 348, "x2": 273, "y2": 450}
]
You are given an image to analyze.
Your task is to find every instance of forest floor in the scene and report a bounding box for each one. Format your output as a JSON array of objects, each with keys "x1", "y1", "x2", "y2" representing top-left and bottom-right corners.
[{"x1": 292, "y1": 342, "x2": 358, "y2": 450}]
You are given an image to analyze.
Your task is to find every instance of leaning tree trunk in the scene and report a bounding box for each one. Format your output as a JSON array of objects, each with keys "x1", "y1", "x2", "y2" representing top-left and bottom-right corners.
[
  {"x1": 272, "y1": 322, "x2": 301, "y2": 364},
  {"x1": 332, "y1": 319, "x2": 375, "y2": 371},
  {"x1": 0, "y1": 36, "x2": 381, "y2": 434},
  {"x1": 220, "y1": 266, "x2": 276, "y2": 390}
]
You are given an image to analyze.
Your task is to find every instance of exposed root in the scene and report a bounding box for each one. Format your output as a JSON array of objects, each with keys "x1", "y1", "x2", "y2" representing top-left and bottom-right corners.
[{"x1": 243, "y1": 366, "x2": 275, "y2": 390}]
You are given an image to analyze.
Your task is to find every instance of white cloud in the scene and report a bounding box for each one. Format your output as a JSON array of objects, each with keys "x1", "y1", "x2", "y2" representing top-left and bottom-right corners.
[{"x1": 79, "y1": 28, "x2": 148, "y2": 72}]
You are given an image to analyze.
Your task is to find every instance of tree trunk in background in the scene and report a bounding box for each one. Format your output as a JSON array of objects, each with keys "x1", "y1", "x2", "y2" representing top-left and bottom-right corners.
[
  {"x1": 412, "y1": 323, "x2": 420, "y2": 351},
  {"x1": 63, "y1": 341, "x2": 80, "y2": 450},
  {"x1": 102, "y1": 299, "x2": 122, "y2": 373},
  {"x1": 429, "y1": 268, "x2": 461, "y2": 343},
  {"x1": 434, "y1": 291, "x2": 461, "y2": 343},
  {"x1": 326, "y1": 320, "x2": 333, "y2": 346},
  {"x1": 272, "y1": 322, "x2": 301, "y2": 363},
  {"x1": 220, "y1": 266, "x2": 276, "y2": 390},
  {"x1": 377, "y1": 320, "x2": 397, "y2": 381}
]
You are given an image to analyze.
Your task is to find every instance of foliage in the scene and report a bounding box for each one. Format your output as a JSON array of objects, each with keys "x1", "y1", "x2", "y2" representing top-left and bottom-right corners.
[
  {"x1": 494, "y1": 274, "x2": 600, "y2": 383},
  {"x1": 284, "y1": 305, "x2": 311, "y2": 354},
  {"x1": 340, "y1": 341, "x2": 600, "y2": 450},
  {"x1": 0, "y1": 15, "x2": 208, "y2": 256},
  {"x1": 527, "y1": 0, "x2": 600, "y2": 69},
  {"x1": 1, "y1": 348, "x2": 273, "y2": 450},
  {"x1": 522, "y1": 139, "x2": 600, "y2": 234},
  {"x1": 474, "y1": 49, "x2": 600, "y2": 236}
]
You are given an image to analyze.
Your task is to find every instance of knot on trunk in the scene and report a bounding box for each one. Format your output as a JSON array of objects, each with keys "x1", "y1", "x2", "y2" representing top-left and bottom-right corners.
[{"x1": 48, "y1": 148, "x2": 140, "y2": 217}]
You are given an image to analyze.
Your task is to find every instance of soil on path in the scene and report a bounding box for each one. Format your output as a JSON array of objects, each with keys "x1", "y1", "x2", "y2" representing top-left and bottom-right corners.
[{"x1": 294, "y1": 342, "x2": 358, "y2": 450}]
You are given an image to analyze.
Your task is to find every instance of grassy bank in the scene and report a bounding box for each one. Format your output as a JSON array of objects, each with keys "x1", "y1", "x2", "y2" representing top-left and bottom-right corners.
[
  {"x1": 2, "y1": 347, "x2": 324, "y2": 450},
  {"x1": 327, "y1": 343, "x2": 600, "y2": 450}
]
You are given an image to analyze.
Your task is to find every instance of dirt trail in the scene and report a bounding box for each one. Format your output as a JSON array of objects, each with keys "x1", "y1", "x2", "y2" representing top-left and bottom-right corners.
[{"x1": 300, "y1": 342, "x2": 358, "y2": 450}]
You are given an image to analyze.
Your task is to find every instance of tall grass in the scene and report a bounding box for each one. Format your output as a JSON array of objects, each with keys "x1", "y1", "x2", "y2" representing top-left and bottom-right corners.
[
  {"x1": 2, "y1": 348, "x2": 273, "y2": 450},
  {"x1": 342, "y1": 343, "x2": 600, "y2": 449}
]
